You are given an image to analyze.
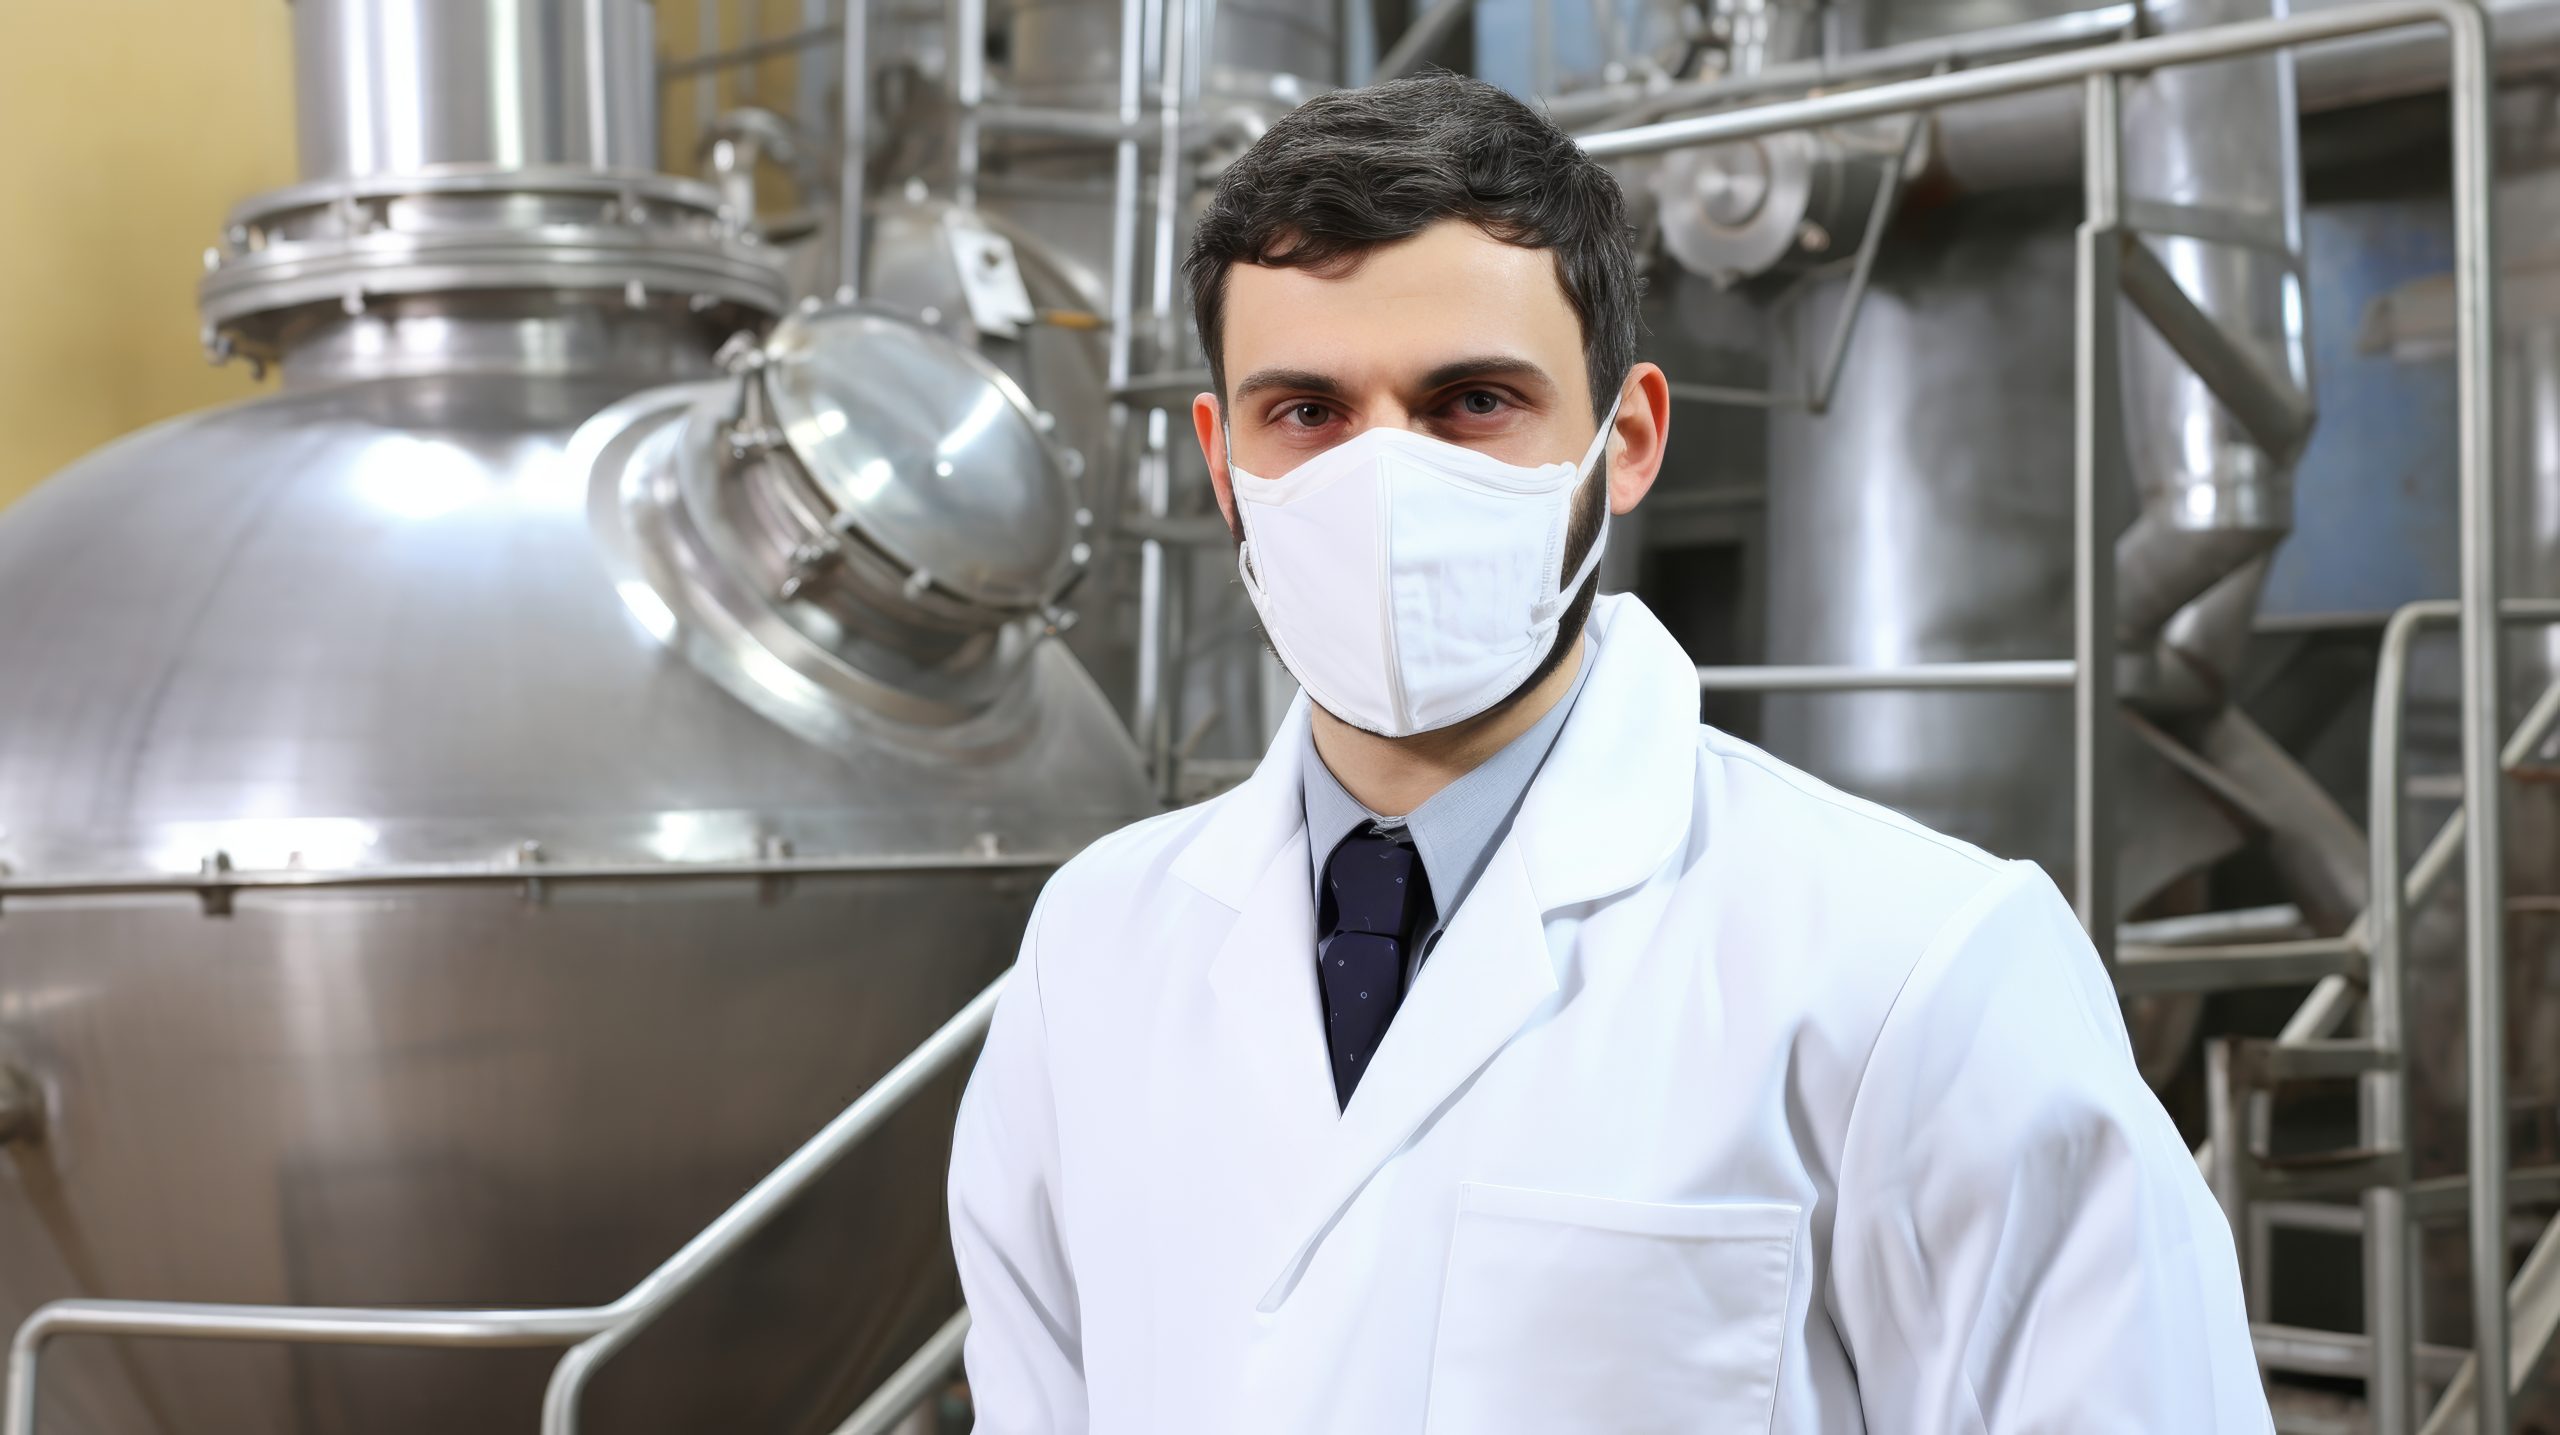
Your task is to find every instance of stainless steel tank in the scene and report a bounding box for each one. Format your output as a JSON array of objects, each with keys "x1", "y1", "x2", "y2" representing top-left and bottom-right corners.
[
  {"x1": 1762, "y1": 199, "x2": 2086, "y2": 878},
  {"x1": 0, "y1": 5, "x2": 1153, "y2": 1432},
  {"x1": 1760, "y1": 0, "x2": 2306, "y2": 898}
]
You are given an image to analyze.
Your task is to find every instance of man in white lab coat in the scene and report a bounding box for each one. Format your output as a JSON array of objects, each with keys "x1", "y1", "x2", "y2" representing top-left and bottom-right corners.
[{"x1": 950, "y1": 73, "x2": 2270, "y2": 1432}]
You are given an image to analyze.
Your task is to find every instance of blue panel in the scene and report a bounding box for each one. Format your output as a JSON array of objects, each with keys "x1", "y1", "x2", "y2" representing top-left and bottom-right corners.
[{"x1": 2260, "y1": 198, "x2": 2460, "y2": 617}]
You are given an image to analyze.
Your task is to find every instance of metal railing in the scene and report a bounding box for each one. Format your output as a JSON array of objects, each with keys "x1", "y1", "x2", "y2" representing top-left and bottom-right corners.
[
  {"x1": 2364, "y1": 600, "x2": 2560, "y2": 1430},
  {"x1": 2, "y1": 976, "x2": 1010, "y2": 1435},
  {"x1": 8, "y1": 4, "x2": 2509, "y2": 1433},
  {"x1": 1628, "y1": 0, "x2": 2500, "y2": 996}
]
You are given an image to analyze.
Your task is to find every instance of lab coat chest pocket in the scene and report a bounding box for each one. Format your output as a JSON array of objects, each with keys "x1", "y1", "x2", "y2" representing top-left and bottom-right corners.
[{"x1": 1424, "y1": 1184, "x2": 1800, "y2": 1435}]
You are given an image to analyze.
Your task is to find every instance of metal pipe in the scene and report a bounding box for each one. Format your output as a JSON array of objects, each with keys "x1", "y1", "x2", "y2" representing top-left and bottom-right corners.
[
  {"x1": 539, "y1": 976, "x2": 1009, "y2": 1432},
  {"x1": 2077, "y1": 69, "x2": 2124, "y2": 960},
  {"x1": 976, "y1": 104, "x2": 1151, "y2": 142},
  {"x1": 2112, "y1": 937, "x2": 2361, "y2": 997},
  {"x1": 1140, "y1": 0, "x2": 1191, "y2": 791},
  {"x1": 1547, "y1": 2, "x2": 2141, "y2": 128},
  {"x1": 2460, "y1": 86, "x2": 2516, "y2": 1387},
  {"x1": 695, "y1": 0, "x2": 720, "y2": 146},
  {"x1": 2355, "y1": 601, "x2": 2560, "y2": 1422},
  {"x1": 1111, "y1": 0, "x2": 1153, "y2": 775},
  {"x1": 836, "y1": 0, "x2": 868, "y2": 301},
  {"x1": 2368, "y1": 668, "x2": 2560, "y2": 935},
  {"x1": 953, "y1": 0, "x2": 988, "y2": 207},
  {"x1": 2418, "y1": 1211, "x2": 2560, "y2": 1435},
  {"x1": 1576, "y1": 2, "x2": 2478, "y2": 159},
  {"x1": 2208, "y1": 1038, "x2": 2254, "y2": 1267},
  {"x1": 2370, "y1": 596, "x2": 2423, "y2": 1435},
  {"x1": 0, "y1": 850, "x2": 1065, "y2": 904},
  {"x1": 1372, "y1": 0, "x2": 1473, "y2": 82},
  {"x1": 2119, "y1": 903, "x2": 2307, "y2": 946},
  {"x1": 1342, "y1": 0, "x2": 1379, "y2": 85},
  {"x1": 1695, "y1": 659, "x2": 2076, "y2": 691},
  {"x1": 828, "y1": 1310, "x2": 972, "y2": 1435}
]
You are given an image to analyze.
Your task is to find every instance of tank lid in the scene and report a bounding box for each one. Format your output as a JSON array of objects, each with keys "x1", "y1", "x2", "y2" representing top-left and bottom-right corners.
[{"x1": 760, "y1": 308, "x2": 1088, "y2": 613}]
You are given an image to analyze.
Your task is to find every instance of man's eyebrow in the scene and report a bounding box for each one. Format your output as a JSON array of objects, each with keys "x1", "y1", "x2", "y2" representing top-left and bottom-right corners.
[
  {"x1": 1232, "y1": 368, "x2": 1346, "y2": 401},
  {"x1": 1415, "y1": 357, "x2": 1558, "y2": 395}
]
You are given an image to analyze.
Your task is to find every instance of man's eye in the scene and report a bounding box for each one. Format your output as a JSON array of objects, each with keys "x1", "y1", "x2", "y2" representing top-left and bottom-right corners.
[
  {"x1": 1457, "y1": 391, "x2": 1504, "y2": 416},
  {"x1": 1286, "y1": 403, "x2": 1330, "y2": 428}
]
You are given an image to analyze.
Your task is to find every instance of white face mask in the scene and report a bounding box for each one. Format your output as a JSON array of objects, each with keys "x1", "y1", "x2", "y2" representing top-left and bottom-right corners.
[{"x1": 1227, "y1": 397, "x2": 1619, "y2": 738}]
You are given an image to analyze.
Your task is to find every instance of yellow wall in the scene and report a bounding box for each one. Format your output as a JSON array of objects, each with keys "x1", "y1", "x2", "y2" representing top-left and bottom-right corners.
[
  {"x1": 657, "y1": 0, "x2": 822, "y2": 218},
  {"x1": 0, "y1": 1, "x2": 295, "y2": 511},
  {"x1": 0, "y1": 2, "x2": 827, "y2": 511}
]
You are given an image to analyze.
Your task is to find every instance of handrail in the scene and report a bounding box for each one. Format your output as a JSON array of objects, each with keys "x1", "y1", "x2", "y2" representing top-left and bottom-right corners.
[
  {"x1": 2367, "y1": 598, "x2": 2560, "y2": 1432},
  {"x1": 2, "y1": 973, "x2": 1010, "y2": 1435},
  {"x1": 1576, "y1": 1, "x2": 2479, "y2": 157},
  {"x1": 1695, "y1": 659, "x2": 2075, "y2": 691},
  {"x1": 4, "y1": 4, "x2": 2503, "y2": 1431},
  {"x1": 829, "y1": 1309, "x2": 972, "y2": 1435}
]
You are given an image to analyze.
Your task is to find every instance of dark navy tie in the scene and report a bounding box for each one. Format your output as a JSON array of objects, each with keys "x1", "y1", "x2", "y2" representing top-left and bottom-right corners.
[{"x1": 1317, "y1": 828, "x2": 1436, "y2": 1109}]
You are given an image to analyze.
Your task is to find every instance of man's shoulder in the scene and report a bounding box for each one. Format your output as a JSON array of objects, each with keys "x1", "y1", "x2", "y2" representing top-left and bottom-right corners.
[
  {"x1": 1040, "y1": 800, "x2": 1217, "y2": 906},
  {"x1": 1691, "y1": 723, "x2": 2012, "y2": 917}
]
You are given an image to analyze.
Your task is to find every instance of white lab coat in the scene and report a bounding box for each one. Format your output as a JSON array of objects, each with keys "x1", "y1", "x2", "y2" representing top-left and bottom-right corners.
[{"x1": 950, "y1": 593, "x2": 2271, "y2": 1434}]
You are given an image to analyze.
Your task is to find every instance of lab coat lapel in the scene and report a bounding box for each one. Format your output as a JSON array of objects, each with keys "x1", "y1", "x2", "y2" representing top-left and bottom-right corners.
[
  {"x1": 1253, "y1": 595, "x2": 1706, "y2": 1311},
  {"x1": 1174, "y1": 694, "x2": 1340, "y2": 1157},
  {"x1": 1203, "y1": 834, "x2": 1340, "y2": 1162},
  {"x1": 1257, "y1": 836, "x2": 1559, "y2": 1312}
]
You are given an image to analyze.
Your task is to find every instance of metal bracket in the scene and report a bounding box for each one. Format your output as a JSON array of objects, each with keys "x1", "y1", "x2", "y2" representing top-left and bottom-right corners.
[
  {"x1": 197, "y1": 851, "x2": 236, "y2": 918},
  {"x1": 2115, "y1": 229, "x2": 2316, "y2": 463}
]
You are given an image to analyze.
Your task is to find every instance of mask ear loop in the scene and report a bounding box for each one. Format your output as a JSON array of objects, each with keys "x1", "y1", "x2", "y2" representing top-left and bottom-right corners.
[
  {"x1": 1530, "y1": 393, "x2": 1626, "y2": 627},
  {"x1": 1218, "y1": 411, "x2": 1269, "y2": 608}
]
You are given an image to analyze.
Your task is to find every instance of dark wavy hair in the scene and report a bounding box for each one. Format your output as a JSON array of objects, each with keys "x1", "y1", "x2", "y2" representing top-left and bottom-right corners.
[{"x1": 1184, "y1": 72, "x2": 1643, "y2": 420}]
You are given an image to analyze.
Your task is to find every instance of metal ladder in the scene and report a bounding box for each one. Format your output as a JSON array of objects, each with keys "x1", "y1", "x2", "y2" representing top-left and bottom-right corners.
[{"x1": 2177, "y1": 599, "x2": 2560, "y2": 1434}]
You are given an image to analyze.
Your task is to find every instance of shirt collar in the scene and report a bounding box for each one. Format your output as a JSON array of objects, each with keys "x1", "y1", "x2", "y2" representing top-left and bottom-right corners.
[{"x1": 1300, "y1": 633, "x2": 1599, "y2": 927}]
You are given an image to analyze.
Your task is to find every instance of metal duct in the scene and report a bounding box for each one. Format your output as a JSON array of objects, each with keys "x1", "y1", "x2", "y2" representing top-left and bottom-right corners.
[
  {"x1": 289, "y1": 0, "x2": 659, "y2": 182},
  {"x1": 2112, "y1": 0, "x2": 2312, "y2": 662}
]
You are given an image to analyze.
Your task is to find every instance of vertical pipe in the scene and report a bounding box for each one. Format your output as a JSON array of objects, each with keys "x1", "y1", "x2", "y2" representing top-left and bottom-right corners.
[
  {"x1": 698, "y1": 0, "x2": 720, "y2": 156},
  {"x1": 1110, "y1": 0, "x2": 1151, "y2": 754},
  {"x1": 1140, "y1": 0, "x2": 1189, "y2": 786},
  {"x1": 2448, "y1": 2, "x2": 2512, "y2": 1424},
  {"x1": 2075, "y1": 71, "x2": 2123, "y2": 964},
  {"x1": 836, "y1": 0, "x2": 868, "y2": 300},
  {"x1": 2207, "y1": 1039, "x2": 2253, "y2": 1261},
  {"x1": 2368, "y1": 606, "x2": 2420, "y2": 1435},
  {"x1": 1532, "y1": 0, "x2": 1558, "y2": 97},
  {"x1": 953, "y1": 0, "x2": 988, "y2": 207},
  {"x1": 585, "y1": 0, "x2": 616, "y2": 164},
  {"x1": 1342, "y1": 0, "x2": 1379, "y2": 84}
]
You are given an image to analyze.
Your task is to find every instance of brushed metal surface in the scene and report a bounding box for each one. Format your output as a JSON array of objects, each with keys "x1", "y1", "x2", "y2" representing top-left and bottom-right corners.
[
  {"x1": 762, "y1": 308, "x2": 1083, "y2": 614},
  {"x1": 2114, "y1": 0, "x2": 2310, "y2": 646},
  {"x1": 1763, "y1": 201, "x2": 2084, "y2": 878},
  {"x1": 0, "y1": 306, "x2": 1154, "y2": 1435},
  {"x1": 290, "y1": 0, "x2": 659, "y2": 183}
]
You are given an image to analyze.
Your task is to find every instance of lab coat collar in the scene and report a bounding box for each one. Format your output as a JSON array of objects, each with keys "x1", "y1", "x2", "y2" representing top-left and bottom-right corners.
[
  {"x1": 1172, "y1": 595, "x2": 1704, "y2": 1309},
  {"x1": 1170, "y1": 593, "x2": 1698, "y2": 917}
]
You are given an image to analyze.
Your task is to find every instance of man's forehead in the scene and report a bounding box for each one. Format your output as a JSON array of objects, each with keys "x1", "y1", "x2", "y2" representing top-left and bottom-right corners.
[{"x1": 1219, "y1": 221, "x2": 1584, "y2": 390}]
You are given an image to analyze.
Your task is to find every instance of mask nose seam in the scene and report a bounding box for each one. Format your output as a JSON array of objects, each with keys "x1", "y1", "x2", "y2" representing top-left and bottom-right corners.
[{"x1": 1376, "y1": 462, "x2": 1414, "y2": 734}]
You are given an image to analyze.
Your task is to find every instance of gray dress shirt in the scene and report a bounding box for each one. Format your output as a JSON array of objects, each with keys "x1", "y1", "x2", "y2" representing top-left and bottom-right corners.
[{"x1": 1301, "y1": 637, "x2": 1597, "y2": 985}]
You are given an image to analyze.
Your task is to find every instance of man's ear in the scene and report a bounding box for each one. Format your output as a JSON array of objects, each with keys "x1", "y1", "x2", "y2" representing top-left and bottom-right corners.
[
  {"x1": 1194, "y1": 391, "x2": 1238, "y2": 535},
  {"x1": 1605, "y1": 362, "x2": 1671, "y2": 516}
]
